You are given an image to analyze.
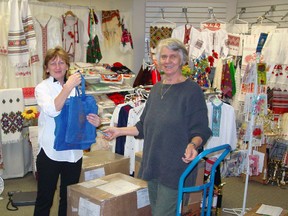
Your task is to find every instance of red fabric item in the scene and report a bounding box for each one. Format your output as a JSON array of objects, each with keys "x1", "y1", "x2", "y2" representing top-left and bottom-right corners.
[
  {"x1": 268, "y1": 89, "x2": 288, "y2": 121},
  {"x1": 107, "y1": 93, "x2": 125, "y2": 105},
  {"x1": 22, "y1": 87, "x2": 35, "y2": 98},
  {"x1": 113, "y1": 62, "x2": 123, "y2": 68},
  {"x1": 204, "y1": 157, "x2": 217, "y2": 176},
  {"x1": 151, "y1": 68, "x2": 161, "y2": 84}
]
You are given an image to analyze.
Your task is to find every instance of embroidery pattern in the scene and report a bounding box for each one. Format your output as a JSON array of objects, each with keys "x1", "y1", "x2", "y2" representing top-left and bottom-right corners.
[
  {"x1": 36, "y1": 16, "x2": 51, "y2": 60},
  {"x1": 211, "y1": 103, "x2": 223, "y2": 137},
  {"x1": 150, "y1": 26, "x2": 173, "y2": 49},
  {"x1": 1, "y1": 111, "x2": 23, "y2": 134}
]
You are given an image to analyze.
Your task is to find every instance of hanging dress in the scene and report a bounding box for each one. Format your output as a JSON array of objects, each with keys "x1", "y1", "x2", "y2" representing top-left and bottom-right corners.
[
  {"x1": 87, "y1": 9, "x2": 102, "y2": 63},
  {"x1": 62, "y1": 13, "x2": 89, "y2": 62}
]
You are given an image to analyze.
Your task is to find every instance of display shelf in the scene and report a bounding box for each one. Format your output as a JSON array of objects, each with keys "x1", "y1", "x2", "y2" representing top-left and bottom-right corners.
[
  {"x1": 85, "y1": 74, "x2": 135, "y2": 95},
  {"x1": 86, "y1": 86, "x2": 134, "y2": 95}
]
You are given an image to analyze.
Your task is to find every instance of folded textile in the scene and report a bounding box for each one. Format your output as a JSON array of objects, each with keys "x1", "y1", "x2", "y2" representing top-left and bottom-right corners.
[
  {"x1": 0, "y1": 88, "x2": 24, "y2": 144},
  {"x1": 22, "y1": 87, "x2": 35, "y2": 98}
]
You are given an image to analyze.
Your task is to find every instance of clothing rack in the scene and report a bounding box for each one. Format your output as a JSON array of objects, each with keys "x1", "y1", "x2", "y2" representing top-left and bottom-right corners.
[
  {"x1": 124, "y1": 86, "x2": 148, "y2": 105},
  {"x1": 252, "y1": 5, "x2": 280, "y2": 26},
  {"x1": 200, "y1": 7, "x2": 226, "y2": 24},
  {"x1": 262, "y1": 5, "x2": 276, "y2": 17}
]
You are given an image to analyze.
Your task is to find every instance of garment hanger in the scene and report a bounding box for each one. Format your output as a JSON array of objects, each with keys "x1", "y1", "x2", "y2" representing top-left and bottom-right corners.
[
  {"x1": 235, "y1": 15, "x2": 248, "y2": 24},
  {"x1": 200, "y1": 7, "x2": 226, "y2": 25},
  {"x1": 208, "y1": 94, "x2": 223, "y2": 106},
  {"x1": 143, "y1": 38, "x2": 155, "y2": 69},
  {"x1": 125, "y1": 88, "x2": 148, "y2": 105},
  {"x1": 65, "y1": 8, "x2": 76, "y2": 17},
  {"x1": 250, "y1": 5, "x2": 280, "y2": 27},
  {"x1": 231, "y1": 14, "x2": 248, "y2": 24},
  {"x1": 250, "y1": 15, "x2": 280, "y2": 28},
  {"x1": 228, "y1": 8, "x2": 248, "y2": 24},
  {"x1": 151, "y1": 8, "x2": 176, "y2": 26}
]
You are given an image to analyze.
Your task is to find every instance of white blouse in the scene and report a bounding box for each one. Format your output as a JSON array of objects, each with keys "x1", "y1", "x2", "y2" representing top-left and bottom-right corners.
[{"x1": 205, "y1": 102, "x2": 237, "y2": 157}]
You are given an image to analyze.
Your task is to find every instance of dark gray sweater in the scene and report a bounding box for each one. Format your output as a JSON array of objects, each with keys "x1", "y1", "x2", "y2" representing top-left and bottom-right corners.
[{"x1": 136, "y1": 78, "x2": 212, "y2": 189}]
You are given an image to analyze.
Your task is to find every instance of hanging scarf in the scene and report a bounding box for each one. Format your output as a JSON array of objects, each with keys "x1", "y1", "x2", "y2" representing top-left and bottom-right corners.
[
  {"x1": 7, "y1": 0, "x2": 30, "y2": 77},
  {"x1": 87, "y1": 8, "x2": 102, "y2": 63},
  {"x1": 0, "y1": 14, "x2": 9, "y2": 55},
  {"x1": 102, "y1": 10, "x2": 121, "y2": 48},
  {"x1": 20, "y1": 0, "x2": 39, "y2": 65},
  {"x1": 119, "y1": 16, "x2": 133, "y2": 53},
  {"x1": 221, "y1": 62, "x2": 233, "y2": 98}
]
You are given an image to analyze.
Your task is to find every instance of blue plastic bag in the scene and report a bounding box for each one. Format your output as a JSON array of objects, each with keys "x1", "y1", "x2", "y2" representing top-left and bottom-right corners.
[{"x1": 54, "y1": 74, "x2": 98, "y2": 151}]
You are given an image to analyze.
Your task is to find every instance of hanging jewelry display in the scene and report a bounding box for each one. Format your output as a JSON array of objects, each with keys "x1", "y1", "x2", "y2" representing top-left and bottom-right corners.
[{"x1": 266, "y1": 159, "x2": 288, "y2": 187}]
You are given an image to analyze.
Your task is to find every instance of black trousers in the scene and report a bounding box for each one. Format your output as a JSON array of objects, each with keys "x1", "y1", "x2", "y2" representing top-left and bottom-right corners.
[{"x1": 33, "y1": 149, "x2": 82, "y2": 216}]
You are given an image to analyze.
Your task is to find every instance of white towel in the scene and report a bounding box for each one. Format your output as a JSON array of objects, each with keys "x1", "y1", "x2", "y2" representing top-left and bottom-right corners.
[
  {"x1": 7, "y1": 0, "x2": 30, "y2": 77},
  {"x1": 20, "y1": 0, "x2": 39, "y2": 65},
  {"x1": 0, "y1": 88, "x2": 24, "y2": 144}
]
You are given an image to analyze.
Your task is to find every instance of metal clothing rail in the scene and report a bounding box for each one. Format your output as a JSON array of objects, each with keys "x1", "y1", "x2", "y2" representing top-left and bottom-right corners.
[
  {"x1": 252, "y1": 5, "x2": 280, "y2": 26},
  {"x1": 281, "y1": 11, "x2": 288, "y2": 20},
  {"x1": 182, "y1": 8, "x2": 189, "y2": 24}
]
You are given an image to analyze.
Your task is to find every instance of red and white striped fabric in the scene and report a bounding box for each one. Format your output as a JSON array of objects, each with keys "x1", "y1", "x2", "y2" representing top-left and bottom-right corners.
[{"x1": 268, "y1": 89, "x2": 288, "y2": 121}]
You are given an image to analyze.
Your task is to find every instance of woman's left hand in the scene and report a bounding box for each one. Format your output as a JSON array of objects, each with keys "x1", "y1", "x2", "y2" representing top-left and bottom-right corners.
[{"x1": 87, "y1": 113, "x2": 101, "y2": 127}]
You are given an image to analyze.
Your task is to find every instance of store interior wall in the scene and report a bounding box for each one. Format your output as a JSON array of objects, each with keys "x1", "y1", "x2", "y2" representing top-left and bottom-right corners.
[{"x1": 1, "y1": 0, "x2": 288, "y2": 89}]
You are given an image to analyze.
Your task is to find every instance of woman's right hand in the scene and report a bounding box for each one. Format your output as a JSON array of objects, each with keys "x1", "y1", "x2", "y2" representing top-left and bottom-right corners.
[
  {"x1": 103, "y1": 127, "x2": 121, "y2": 140},
  {"x1": 65, "y1": 72, "x2": 81, "y2": 90}
]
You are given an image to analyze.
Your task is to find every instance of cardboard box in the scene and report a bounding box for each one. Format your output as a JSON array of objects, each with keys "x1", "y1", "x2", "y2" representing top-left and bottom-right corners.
[
  {"x1": 80, "y1": 150, "x2": 130, "y2": 182},
  {"x1": 67, "y1": 173, "x2": 152, "y2": 216},
  {"x1": 134, "y1": 151, "x2": 143, "y2": 178}
]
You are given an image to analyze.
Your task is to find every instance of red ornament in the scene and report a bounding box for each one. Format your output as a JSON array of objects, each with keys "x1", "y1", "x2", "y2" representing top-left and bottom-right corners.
[
  {"x1": 212, "y1": 50, "x2": 219, "y2": 59},
  {"x1": 253, "y1": 128, "x2": 262, "y2": 136},
  {"x1": 68, "y1": 31, "x2": 74, "y2": 39}
]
